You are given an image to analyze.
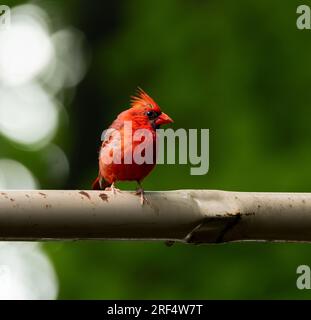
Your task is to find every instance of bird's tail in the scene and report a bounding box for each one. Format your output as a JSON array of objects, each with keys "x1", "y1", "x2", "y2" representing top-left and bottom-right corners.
[{"x1": 92, "y1": 177, "x2": 111, "y2": 190}]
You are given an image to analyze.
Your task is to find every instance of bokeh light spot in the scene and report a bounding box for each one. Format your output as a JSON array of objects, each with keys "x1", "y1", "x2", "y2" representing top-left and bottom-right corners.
[
  {"x1": 0, "y1": 159, "x2": 38, "y2": 189},
  {"x1": 0, "y1": 5, "x2": 53, "y2": 86},
  {"x1": 0, "y1": 83, "x2": 58, "y2": 147},
  {"x1": 0, "y1": 243, "x2": 58, "y2": 300}
]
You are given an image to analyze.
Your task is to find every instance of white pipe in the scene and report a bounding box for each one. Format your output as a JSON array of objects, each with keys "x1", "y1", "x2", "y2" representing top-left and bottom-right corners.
[{"x1": 0, "y1": 190, "x2": 310, "y2": 244}]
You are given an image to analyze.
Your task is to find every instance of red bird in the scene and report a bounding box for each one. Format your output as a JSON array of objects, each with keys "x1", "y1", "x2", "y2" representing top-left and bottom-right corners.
[{"x1": 93, "y1": 88, "x2": 173, "y2": 203}]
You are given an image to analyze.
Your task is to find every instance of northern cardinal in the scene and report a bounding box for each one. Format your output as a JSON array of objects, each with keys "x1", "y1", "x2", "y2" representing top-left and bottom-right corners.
[{"x1": 92, "y1": 88, "x2": 173, "y2": 204}]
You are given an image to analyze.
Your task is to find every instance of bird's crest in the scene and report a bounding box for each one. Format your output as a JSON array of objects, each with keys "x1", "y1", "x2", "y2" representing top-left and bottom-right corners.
[{"x1": 130, "y1": 87, "x2": 159, "y2": 110}]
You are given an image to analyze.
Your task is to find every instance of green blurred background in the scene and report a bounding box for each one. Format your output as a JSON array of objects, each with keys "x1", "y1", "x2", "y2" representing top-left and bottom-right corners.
[{"x1": 2, "y1": 0, "x2": 311, "y2": 299}]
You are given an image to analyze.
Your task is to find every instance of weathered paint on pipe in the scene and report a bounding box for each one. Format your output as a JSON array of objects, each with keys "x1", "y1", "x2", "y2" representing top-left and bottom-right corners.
[{"x1": 0, "y1": 190, "x2": 310, "y2": 243}]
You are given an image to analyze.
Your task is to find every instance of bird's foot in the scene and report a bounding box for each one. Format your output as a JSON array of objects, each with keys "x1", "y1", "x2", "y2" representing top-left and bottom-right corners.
[
  {"x1": 135, "y1": 188, "x2": 149, "y2": 205},
  {"x1": 105, "y1": 183, "x2": 120, "y2": 195}
]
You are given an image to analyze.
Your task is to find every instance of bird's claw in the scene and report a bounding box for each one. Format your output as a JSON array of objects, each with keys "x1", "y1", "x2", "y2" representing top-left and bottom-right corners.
[
  {"x1": 105, "y1": 183, "x2": 120, "y2": 195},
  {"x1": 135, "y1": 188, "x2": 149, "y2": 206}
]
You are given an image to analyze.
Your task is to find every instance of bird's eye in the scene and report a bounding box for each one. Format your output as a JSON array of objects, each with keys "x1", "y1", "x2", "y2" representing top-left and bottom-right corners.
[{"x1": 146, "y1": 110, "x2": 158, "y2": 119}]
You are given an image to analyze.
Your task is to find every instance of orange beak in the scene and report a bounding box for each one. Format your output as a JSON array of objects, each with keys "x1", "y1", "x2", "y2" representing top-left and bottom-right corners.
[{"x1": 156, "y1": 112, "x2": 174, "y2": 125}]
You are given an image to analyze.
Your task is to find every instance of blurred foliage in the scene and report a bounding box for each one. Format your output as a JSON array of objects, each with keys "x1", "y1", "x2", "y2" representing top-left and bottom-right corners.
[{"x1": 4, "y1": 0, "x2": 311, "y2": 298}]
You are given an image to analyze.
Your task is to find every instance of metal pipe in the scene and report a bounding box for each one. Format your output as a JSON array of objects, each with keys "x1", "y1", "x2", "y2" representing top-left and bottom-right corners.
[{"x1": 0, "y1": 190, "x2": 310, "y2": 244}]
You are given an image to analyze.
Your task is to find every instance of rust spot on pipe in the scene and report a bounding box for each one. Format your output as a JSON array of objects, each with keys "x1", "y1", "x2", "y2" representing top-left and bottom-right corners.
[
  {"x1": 39, "y1": 192, "x2": 47, "y2": 198},
  {"x1": 226, "y1": 211, "x2": 254, "y2": 217},
  {"x1": 244, "y1": 212, "x2": 255, "y2": 216},
  {"x1": 99, "y1": 193, "x2": 108, "y2": 202},
  {"x1": 225, "y1": 212, "x2": 236, "y2": 217},
  {"x1": 25, "y1": 194, "x2": 30, "y2": 198},
  {"x1": 1, "y1": 192, "x2": 8, "y2": 199},
  {"x1": 10, "y1": 198, "x2": 14, "y2": 202},
  {"x1": 79, "y1": 191, "x2": 91, "y2": 200}
]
